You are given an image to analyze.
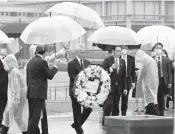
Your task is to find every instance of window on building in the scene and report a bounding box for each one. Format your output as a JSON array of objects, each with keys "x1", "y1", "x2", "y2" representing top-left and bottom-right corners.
[
  {"x1": 83, "y1": 2, "x2": 102, "y2": 16},
  {"x1": 18, "y1": 12, "x2": 21, "y2": 16},
  {"x1": 0, "y1": 12, "x2": 4, "y2": 16},
  {"x1": 106, "y1": 1, "x2": 126, "y2": 16},
  {"x1": 22, "y1": 12, "x2": 26, "y2": 16},
  {"x1": 27, "y1": 12, "x2": 34, "y2": 17},
  {"x1": 5, "y1": 12, "x2": 9, "y2": 16},
  {"x1": 10, "y1": 12, "x2": 17, "y2": 16},
  {"x1": 133, "y1": 1, "x2": 161, "y2": 20},
  {"x1": 165, "y1": 1, "x2": 174, "y2": 21}
]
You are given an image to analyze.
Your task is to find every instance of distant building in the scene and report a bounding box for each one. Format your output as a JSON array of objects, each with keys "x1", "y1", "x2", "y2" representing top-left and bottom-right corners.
[{"x1": 0, "y1": 0, "x2": 174, "y2": 59}]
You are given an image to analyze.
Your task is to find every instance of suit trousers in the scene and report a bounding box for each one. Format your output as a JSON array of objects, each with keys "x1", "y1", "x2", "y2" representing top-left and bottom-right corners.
[
  {"x1": 112, "y1": 86, "x2": 129, "y2": 116},
  {"x1": 157, "y1": 78, "x2": 166, "y2": 116},
  {"x1": 70, "y1": 96, "x2": 92, "y2": 134},
  {"x1": 145, "y1": 103, "x2": 160, "y2": 116},
  {"x1": 0, "y1": 94, "x2": 7, "y2": 124},
  {"x1": 27, "y1": 98, "x2": 45, "y2": 134},
  {"x1": 102, "y1": 93, "x2": 113, "y2": 126}
]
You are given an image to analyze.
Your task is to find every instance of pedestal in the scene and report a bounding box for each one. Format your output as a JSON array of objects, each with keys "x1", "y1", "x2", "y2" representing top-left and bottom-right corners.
[{"x1": 105, "y1": 115, "x2": 174, "y2": 134}]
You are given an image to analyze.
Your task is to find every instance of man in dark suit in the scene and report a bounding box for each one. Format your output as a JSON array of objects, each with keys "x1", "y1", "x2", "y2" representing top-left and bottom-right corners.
[
  {"x1": 67, "y1": 44, "x2": 91, "y2": 134},
  {"x1": 0, "y1": 57, "x2": 8, "y2": 125},
  {"x1": 0, "y1": 45, "x2": 8, "y2": 125},
  {"x1": 120, "y1": 46, "x2": 136, "y2": 115},
  {"x1": 102, "y1": 46, "x2": 127, "y2": 125},
  {"x1": 27, "y1": 45, "x2": 58, "y2": 134},
  {"x1": 152, "y1": 43, "x2": 172, "y2": 116}
]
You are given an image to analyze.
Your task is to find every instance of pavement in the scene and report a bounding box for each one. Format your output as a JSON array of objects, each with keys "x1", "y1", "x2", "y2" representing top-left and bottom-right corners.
[{"x1": 8, "y1": 109, "x2": 174, "y2": 134}]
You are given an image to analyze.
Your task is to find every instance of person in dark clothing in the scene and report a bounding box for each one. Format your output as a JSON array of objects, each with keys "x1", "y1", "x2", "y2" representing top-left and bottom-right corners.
[{"x1": 26, "y1": 45, "x2": 58, "y2": 134}]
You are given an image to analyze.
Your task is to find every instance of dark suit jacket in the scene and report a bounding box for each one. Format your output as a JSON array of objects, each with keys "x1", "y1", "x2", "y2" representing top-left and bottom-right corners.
[
  {"x1": 103, "y1": 56, "x2": 127, "y2": 94},
  {"x1": 0, "y1": 59, "x2": 8, "y2": 95},
  {"x1": 27, "y1": 55, "x2": 58, "y2": 99},
  {"x1": 125, "y1": 55, "x2": 136, "y2": 90},
  {"x1": 153, "y1": 56, "x2": 172, "y2": 87},
  {"x1": 67, "y1": 58, "x2": 90, "y2": 96}
]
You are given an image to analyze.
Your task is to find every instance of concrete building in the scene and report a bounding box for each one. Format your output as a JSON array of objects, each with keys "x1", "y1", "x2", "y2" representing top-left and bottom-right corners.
[{"x1": 0, "y1": 0, "x2": 174, "y2": 51}]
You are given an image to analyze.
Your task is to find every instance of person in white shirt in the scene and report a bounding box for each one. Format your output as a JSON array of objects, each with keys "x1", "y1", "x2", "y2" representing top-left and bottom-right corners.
[
  {"x1": 67, "y1": 44, "x2": 91, "y2": 134},
  {"x1": 121, "y1": 46, "x2": 136, "y2": 115}
]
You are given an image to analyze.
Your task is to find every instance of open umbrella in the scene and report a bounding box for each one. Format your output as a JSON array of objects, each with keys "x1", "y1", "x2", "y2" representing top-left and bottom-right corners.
[
  {"x1": 0, "y1": 30, "x2": 11, "y2": 44},
  {"x1": 137, "y1": 25, "x2": 175, "y2": 50},
  {"x1": 45, "y1": 2, "x2": 104, "y2": 29},
  {"x1": 20, "y1": 16, "x2": 86, "y2": 45},
  {"x1": 88, "y1": 26, "x2": 141, "y2": 46},
  {"x1": 0, "y1": 22, "x2": 29, "y2": 38}
]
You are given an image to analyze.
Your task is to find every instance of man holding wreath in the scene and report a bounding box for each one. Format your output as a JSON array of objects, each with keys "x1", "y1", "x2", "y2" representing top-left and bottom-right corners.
[{"x1": 67, "y1": 44, "x2": 92, "y2": 134}]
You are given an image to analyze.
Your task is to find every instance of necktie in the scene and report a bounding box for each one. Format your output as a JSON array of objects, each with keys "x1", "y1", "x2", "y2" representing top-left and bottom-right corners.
[
  {"x1": 157, "y1": 56, "x2": 161, "y2": 77},
  {"x1": 122, "y1": 55, "x2": 128, "y2": 77},
  {"x1": 115, "y1": 58, "x2": 120, "y2": 74},
  {"x1": 80, "y1": 59, "x2": 84, "y2": 69}
]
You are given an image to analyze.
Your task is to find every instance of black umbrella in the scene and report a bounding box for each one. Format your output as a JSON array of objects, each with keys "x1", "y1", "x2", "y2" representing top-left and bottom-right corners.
[{"x1": 92, "y1": 43, "x2": 141, "y2": 51}]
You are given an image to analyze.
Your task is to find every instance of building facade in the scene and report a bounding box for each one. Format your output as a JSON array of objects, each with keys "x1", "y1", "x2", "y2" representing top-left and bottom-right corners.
[{"x1": 0, "y1": 0, "x2": 174, "y2": 51}]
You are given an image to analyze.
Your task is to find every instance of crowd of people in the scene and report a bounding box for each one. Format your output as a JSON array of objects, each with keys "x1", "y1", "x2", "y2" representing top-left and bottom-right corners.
[{"x1": 0, "y1": 42, "x2": 174, "y2": 134}]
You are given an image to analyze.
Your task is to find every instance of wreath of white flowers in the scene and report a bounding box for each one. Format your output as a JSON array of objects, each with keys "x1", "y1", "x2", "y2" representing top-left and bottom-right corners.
[{"x1": 73, "y1": 65, "x2": 111, "y2": 108}]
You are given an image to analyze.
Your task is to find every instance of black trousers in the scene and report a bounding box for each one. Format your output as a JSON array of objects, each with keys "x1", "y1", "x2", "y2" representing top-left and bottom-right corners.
[
  {"x1": 157, "y1": 78, "x2": 166, "y2": 116},
  {"x1": 27, "y1": 98, "x2": 45, "y2": 134},
  {"x1": 70, "y1": 96, "x2": 92, "y2": 134},
  {"x1": 145, "y1": 103, "x2": 160, "y2": 116},
  {"x1": 112, "y1": 86, "x2": 129, "y2": 116},
  {"x1": 0, "y1": 94, "x2": 7, "y2": 124},
  {"x1": 102, "y1": 93, "x2": 113, "y2": 126}
]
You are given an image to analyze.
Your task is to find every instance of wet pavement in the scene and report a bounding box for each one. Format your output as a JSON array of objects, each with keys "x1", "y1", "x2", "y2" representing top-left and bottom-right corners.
[{"x1": 8, "y1": 109, "x2": 174, "y2": 134}]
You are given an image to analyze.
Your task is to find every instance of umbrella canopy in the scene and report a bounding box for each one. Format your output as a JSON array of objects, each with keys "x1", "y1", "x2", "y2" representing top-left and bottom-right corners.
[
  {"x1": 45, "y1": 2, "x2": 104, "y2": 29},
  {"x1": 0, "y1": 30, "x2": 11, "y2": 44},
  {"x1": 88, "y1": 26, "x2": 141, "y2": 46},
  {"x1": 20, "y1": 16, "x2": 86, "y2": 45},
  {"x1": 137, "y1": 25, "x2": 175, "y2": 50},
  {"x1": 0, "y1": 22, "x2": 29, "y2": 38}
]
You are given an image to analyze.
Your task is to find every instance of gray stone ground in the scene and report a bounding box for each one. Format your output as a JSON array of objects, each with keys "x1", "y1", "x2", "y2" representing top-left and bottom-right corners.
[{"x1": 8, "y1": 109, "x2": 174, "y2": 134}]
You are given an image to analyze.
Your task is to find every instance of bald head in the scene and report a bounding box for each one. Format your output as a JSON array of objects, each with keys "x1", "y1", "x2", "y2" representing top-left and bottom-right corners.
[
  {"x1": 30, "y1": 44, "x2": 37, "y2": 58},
  {"x1": 75, "y1": 44, "x2": 86, "y2": 51},
  {"x1": 75, "y1": 44, "x2": 86, "y2": 59}
]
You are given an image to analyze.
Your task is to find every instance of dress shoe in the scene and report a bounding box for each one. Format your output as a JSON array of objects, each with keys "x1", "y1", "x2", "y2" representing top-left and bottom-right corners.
[
  {"x1": 0, "y1": 125, "x2": 9, "y2": 134},
  {"x1": 22, "y1": 132, "x2": 27, "y2": 134},
  {"x1": 71, "y1": 123, "x2": 75, "y2": 128},
  {"x1": 122, "y1": 112, "x2": 126, "y2": 116}
]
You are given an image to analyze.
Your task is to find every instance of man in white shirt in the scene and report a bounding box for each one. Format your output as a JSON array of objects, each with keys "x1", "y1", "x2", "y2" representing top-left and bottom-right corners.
[
  {"x1": 0, "y1": 45, "x2": 8, "y2": 125},
  {"x1": 67, "y1": 44, "x2": 91, "y2": 134},
  {"x1": 102, "y1": 46, "x2": 127, "y2": 125},
  {"x1": 152, "y1": 43, "x2": 172, "y2": 116},
  {"x1": 120, "y1": 46, "x2": 136, "y2": 115}
]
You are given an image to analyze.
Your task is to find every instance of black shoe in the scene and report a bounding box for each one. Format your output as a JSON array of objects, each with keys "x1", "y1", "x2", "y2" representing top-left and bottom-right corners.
[
  {"x1": 22, "y1": 131, "x2": 27, "y2": 134},
  {"x1": 0, "y1": 125, "x2": 9, "y2": 134},
  {"x1": 122, "y1": 112, "x2": 126, "y2": 116},
  {"x1": 71, "y1": 123, "x2": 75, "y2": 128}
]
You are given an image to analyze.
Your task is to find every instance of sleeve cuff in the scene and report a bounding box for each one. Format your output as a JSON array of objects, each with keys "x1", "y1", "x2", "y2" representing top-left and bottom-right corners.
[{"x1": 109, "y1": 67, "x2": 113, "y2": 73}]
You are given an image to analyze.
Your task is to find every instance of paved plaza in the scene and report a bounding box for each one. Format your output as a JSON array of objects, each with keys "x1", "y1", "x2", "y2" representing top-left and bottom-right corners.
[{"x1": 8, "y1": 109, "x2": 174, "y2": 134}]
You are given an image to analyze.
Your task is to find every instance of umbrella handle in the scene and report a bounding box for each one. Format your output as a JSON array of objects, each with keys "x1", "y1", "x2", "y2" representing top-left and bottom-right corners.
[{"x1": 54, "y1": 43, "x2": 56, "y2": 58}]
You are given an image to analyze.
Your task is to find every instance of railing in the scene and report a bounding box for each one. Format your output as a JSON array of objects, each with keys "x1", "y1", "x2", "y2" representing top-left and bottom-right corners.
[
  {"x1": 47, "y1": 86, "x2": 70, "y2": 101},
  {"x1": 101, "y1": 15, "x2": 126, "y2": 21},
  {"x1": 132, "y1": 15, "x2": 162, "y2": 21}
]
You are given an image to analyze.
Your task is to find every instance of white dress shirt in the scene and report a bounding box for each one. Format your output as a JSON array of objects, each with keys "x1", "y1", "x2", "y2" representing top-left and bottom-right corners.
[
  {"x1": 122, "y1": 55, "x2": 128, "y2": 77},
  {"x1": 156, "y1": 55, "x2": 163, "y2": 77},
  {"x1": 76, "y1": 56, "x2": 84, "y2": 68}
]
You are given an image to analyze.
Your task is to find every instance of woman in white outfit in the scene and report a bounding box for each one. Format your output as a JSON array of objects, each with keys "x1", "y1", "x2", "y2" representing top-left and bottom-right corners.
[
  {"x1": 0, "y1": 54, "x2": 28, "y2": 134},
  {"x1": 135, "y1": 50, "x2": 160, "y2": 115}
]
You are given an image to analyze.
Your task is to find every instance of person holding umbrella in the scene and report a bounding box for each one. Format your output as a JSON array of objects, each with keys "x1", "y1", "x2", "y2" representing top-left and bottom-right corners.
[
  {"x1": 120, "y1": 46, "x2": 136, "y2": 115},
  {"x1": 102, "y1": 46, "x2": 127, "y2": 125},
  {"x1": 152, "y1": 43, "x2": 172, "y2": 116}
]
